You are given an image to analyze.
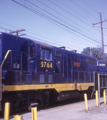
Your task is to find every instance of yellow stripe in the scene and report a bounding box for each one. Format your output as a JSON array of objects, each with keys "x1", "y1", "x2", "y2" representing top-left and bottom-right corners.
[
  {"x1": 77, "y1": 83, "x2": 94, "y2": 91},
  {"x1": 2, "y1": 83, "x2": 94, "y2": 93}
]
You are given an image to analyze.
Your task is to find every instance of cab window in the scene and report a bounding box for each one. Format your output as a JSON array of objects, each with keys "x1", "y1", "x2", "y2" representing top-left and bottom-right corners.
[
  {"x1": 30, "y1": 44, "x2": 35, "y2": 57},
  {"x1": 41, "y1": 48, "x2": 52, "y2": 61}
]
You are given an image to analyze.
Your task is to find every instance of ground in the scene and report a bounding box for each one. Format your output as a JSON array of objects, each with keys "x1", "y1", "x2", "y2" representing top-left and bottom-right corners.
[{"x1": 0, "y1": 97, "x2": 107, "y2": 120}]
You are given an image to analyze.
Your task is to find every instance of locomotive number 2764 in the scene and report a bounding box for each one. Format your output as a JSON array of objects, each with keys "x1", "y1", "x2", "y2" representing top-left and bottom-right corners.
[{"x1": 41, "y1": 61, "x2": 53, "y2": 68}]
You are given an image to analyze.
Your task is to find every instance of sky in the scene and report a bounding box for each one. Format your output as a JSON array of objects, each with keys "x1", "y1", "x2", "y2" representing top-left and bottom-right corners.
[{"x1": 0, "y1": 0, "x2": 107, "y2": 53}]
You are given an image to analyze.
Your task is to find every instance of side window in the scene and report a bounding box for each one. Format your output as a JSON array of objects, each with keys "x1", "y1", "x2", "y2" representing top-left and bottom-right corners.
[
  {"x1": 41, "y1": 48, "x2": 52, "y2": 61},
  {"x1": 86, "y1": 58, "x2": 95, "y2": 64},
  {"x1": 46, "y1": 49, "x2": 50, "y2": 60},
  {"x1": 30, "y1": 44, "x2": 35, "y2": 57},
  {"x1": 41, "y1": 49, "x2": 45, "y2": 59},
  {"x1": 55, "y1": 50, "x2": 61, "y2": 57}
]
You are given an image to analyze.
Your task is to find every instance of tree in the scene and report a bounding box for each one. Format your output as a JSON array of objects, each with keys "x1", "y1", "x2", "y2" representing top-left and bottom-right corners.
[
  {"x1": 81, "y1": 47, "x2": 103, "y2": 60},
  {"x1": 81, "y1": 47, "x2": 91, "y2": 56}
]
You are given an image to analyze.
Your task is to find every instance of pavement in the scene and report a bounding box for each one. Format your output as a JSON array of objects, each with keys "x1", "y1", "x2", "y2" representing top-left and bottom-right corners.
[{"x1": 0, "y1": 97, "x2": 107, "y2": 120}]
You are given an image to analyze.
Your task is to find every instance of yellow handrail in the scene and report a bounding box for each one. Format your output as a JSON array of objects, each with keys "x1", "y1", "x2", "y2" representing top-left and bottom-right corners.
[{"x1": 0, "y1": 50, "x2": 11, "y2": 67}]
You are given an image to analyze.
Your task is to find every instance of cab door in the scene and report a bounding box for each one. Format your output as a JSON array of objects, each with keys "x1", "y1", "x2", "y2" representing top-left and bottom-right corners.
[
  {"x1": 28, "y1": 43, "x2": 36, "y2": 72},
  {"x1": 26, "y1": 43, "x2": 36, "y2": 84},
  {"x1": 54, "y1": 50, "x2": 65, "y2": 83}
]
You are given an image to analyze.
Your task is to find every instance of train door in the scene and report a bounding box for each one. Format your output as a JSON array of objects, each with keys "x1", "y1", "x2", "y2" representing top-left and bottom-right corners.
[
  {"x1": 20, "y1": 41, "x2": 36, "y2": 84},
  {"x1": 28, "y1": 43, "x2": 36, "y2": 72},
  {"x1": 62, "y1": 54, "x2": 70, "y2": 83},
  {"x1": 25, "y1": 43, "x2": 36, "y2": 84},
  {"x1": 55, "y1": 58, "x2": 62, "y2": 83},
  {"x1": 54, "y1": 50, "x2": 65, "y2": 83},
  {"x1": 63, "y1": 54, "x2": 73, "y2": 83}
]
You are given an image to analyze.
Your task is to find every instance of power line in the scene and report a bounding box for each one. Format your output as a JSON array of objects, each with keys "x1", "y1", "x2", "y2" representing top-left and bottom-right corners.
[
  {"x1": 81, "y1": 0, "x2": 99, "y2": 14},
  {"x1": 57, "y1": 0, "x2": 104, "y2": 38},
  {"x1": 71, "y1": 0, "x2": 98, "y2": 20},
  {"x1": 81, "y1": 0, "x2": 107, "y2": 40},
  {"x1": 12, "y1": 0, "x2": 102, "y2": 45},
  {"x1": 49, "y1": 0, "x2": 107, "y2": 46},
  {"x1": 26, "y1": 30, "x2": 83, "y2": 50},
  {"x1": 12, "y1": 0, "x2": 75, "y2": 33},
  {"x1": 37, "y1": 0, "x2": 101, "y2": 41},
  {"x1": 0, "y1": 26, "x2": 12, "y2": 32},
  {"x1": 26, "y1": 34, "x2": 82, "y2": 52},
  {"x1": 0, "y1": 20, "x2": 91, "y2": 52},
  {"x1": 0, "y1": 20, "x2": 84, "y2": 51},
  {"x1": 0, "y1": 21, "x2": 18, "y2": 29},
  {"x1": 81, "y1": 0, "x2": 107, "y2": 21}
]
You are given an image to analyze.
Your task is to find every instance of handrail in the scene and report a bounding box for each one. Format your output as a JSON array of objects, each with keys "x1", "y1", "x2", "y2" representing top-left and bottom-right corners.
[{"x1": 0, "y1": 50, "x2": 11, "y2": 67}]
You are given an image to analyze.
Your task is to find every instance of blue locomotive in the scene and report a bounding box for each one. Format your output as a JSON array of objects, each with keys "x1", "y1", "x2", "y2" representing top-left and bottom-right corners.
[{"x1": 0, "y1": 32, "x2": 105, "y2": 111}]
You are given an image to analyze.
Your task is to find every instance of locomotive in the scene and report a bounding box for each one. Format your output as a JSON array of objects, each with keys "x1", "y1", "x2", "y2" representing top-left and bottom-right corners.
[{"x1": 0, "y1": 32, "x2": 106, "y2": 112}]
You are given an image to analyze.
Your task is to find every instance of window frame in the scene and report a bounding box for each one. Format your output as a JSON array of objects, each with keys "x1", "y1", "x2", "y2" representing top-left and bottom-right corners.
[
  {"x1": 55, "y1": 50, "x2": 61, "y2": 57},
  {"x1": 86, "y1": 58, "x2": 95, "y2": 64},
  {"x1": 40, "y1": 47, "x2": 52, "y2": 61},
  {"x1": 30, "y1": 44, "x2": 35, "y2": 57}
]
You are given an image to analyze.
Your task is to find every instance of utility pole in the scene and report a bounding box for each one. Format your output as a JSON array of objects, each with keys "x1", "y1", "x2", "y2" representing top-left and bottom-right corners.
[
  {"x1": 93, "y1": 12, "x2": 107, "y2": 60},
  {"x1": 10, "y1": 29, "x2": 26, "y2": 36}
]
